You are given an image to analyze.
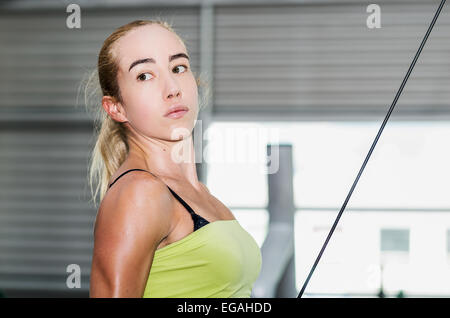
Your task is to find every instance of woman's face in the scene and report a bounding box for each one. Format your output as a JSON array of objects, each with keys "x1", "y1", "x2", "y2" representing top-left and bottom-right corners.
[{"x1": 112, "y1": 24, "x2": 198, "y2": 140}]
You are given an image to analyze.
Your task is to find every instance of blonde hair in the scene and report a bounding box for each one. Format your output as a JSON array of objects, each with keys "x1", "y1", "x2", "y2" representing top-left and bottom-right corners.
[{"x1": 83, "y1": 19, "x2": 210, "y2": 208}]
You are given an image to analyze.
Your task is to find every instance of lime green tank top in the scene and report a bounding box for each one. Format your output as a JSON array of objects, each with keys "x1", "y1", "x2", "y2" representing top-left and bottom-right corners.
[{"x1": 142, "y1": 219, "x2": 262, "y2": 298}]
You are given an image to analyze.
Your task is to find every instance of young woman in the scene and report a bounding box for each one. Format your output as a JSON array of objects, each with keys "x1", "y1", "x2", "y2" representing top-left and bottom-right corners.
[{"x1": 87, "y1": 20, "x2": 262, "y2": 298}]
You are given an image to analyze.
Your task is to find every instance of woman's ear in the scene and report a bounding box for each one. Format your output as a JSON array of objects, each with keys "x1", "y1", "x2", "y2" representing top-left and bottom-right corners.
[{"x1": 101, "y1": 96, "x2": 127, "y2": 123}]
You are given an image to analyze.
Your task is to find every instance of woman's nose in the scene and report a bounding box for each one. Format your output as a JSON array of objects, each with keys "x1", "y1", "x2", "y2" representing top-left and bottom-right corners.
[
  {"x1": 163, "y1": 74, "x2": 182, "y2": 100},
  {"x1": 166, "y1": 87, "x2": 181, "y2": 99}
]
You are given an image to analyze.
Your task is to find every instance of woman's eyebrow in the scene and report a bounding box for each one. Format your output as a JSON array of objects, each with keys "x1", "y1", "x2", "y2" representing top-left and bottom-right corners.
[{"x1": 128, "y1": 53, "x2": 189, "y2": 72}]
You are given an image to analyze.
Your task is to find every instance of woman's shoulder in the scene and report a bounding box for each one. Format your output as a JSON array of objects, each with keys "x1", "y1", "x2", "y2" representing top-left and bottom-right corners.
[
  {"x1": 95, "y1": 169, "x2": 174, "y2": 239},
  {"x1": 90, "y1": 170, "x2": 174, "y2": 297}
]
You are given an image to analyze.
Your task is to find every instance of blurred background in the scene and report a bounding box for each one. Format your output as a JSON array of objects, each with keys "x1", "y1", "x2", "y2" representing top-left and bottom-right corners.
[{"x1": 0, "y1": 0, "x2": 449, "y2": 298}]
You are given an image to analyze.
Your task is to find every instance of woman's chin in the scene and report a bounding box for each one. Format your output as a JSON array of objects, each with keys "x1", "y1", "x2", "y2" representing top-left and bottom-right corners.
[{"x1": 169, "y1": 126, "x2": 192, "y2": 140}]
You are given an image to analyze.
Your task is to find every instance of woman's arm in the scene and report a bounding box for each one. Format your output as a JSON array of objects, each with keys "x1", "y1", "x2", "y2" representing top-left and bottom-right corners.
[{"x1": 89, "y1": 174, "x2": 172, "y2": 297}]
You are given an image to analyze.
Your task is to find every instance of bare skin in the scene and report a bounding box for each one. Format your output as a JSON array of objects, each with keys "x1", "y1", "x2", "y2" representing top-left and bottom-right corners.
[{"x1": 89, "y1": 24, "x2": 235, "y2": 297}]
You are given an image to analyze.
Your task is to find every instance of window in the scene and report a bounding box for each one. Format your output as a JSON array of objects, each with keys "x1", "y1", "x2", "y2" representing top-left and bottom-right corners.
[
  {"x1": 206, "y1": 121, "x2": 450, "y2": 297},
  {"x1": 381, "y1": 229, "x2": 410, "y2": 252}
]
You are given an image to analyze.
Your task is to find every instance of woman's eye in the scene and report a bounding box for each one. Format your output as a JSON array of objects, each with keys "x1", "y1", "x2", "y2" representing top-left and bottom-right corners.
[
  {"x1": 173, "y1": 65, "x2": 188, "y2": 74},
  {"x1": 137, "y1": 65, "x2": 188, "y2": 81},
  {"x1": 137, "y1": 72, "x2": 153, "y2": 81}
]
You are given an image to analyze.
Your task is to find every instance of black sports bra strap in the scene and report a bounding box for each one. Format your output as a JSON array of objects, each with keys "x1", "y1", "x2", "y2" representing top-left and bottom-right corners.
[
  {"x1": 108, "y1": 168, "x2": 152, "y2": 189},
  {"x1": 166, "y1": 187, "x2": 196, "y2": 215},
  {"x1": 107, "y1": 168, "x2": 210, "y2": 230},
  {"x1": 166, "y1": 187, "x2": 211, "y2": 228}
]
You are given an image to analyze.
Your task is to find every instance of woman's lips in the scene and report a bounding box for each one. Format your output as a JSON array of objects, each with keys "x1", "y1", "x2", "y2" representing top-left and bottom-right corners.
[{"x1": 166, "y1": 109, "x2": 189, "y2": 119}]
